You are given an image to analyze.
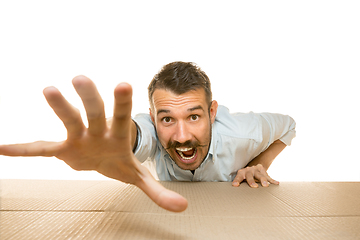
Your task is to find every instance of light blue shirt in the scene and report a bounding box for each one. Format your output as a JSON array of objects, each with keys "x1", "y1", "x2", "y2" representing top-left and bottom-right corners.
[{"x1": 134, "y1": 105, "x2": 296, "y2": 182}]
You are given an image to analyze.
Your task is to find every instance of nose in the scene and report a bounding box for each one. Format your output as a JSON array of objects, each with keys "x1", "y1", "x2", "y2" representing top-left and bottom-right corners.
[{"x1": 173, "y1": 121, "x2": 192, "y2": 144}]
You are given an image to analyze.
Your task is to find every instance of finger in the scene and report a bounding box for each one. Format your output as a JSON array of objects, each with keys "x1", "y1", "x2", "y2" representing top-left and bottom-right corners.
[
  {"x1": 232, "y1": 170, "x2": 246, "y2": 187},
  {"x1": 72, "y1": 76, "x2": 106, "y2": 136},
  {"x1": 269, "y1": 178, "x2": 280, "y2": 185},
  {"x1": 254, "y1": 171, "x2": 270, "y2": 187},
  {"x1": 43, "y1": 86, "x2": 85, "y2": 138},
  {"x1": 265, "y1": 174, "x2": 280, "y2": 185},
  {"x1": 111, "y1": 83, "x2": 133, "y2": 140},
  {"x1": 0, "y1": 141, "x2": 63, "y2": 157},
  {"x1": 136, "y1": 166, "x2": 188, "y2": 212},
  {"x1": 245, "y1": 171, "x2": 258, "y2": 188},
  {"x1": 255, "y1": 167, "x2": 279, "y2": 186}
]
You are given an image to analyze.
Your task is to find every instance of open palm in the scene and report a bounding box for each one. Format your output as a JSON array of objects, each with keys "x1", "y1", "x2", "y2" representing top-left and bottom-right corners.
[{"x1": 0, "y1": 76, "x2": 187, "y2": 212}]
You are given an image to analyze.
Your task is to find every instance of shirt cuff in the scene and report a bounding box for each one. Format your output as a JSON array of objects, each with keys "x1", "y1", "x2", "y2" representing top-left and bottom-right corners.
[{"x1": 279, "y1": 128, "x2": 296, "y2": 146}]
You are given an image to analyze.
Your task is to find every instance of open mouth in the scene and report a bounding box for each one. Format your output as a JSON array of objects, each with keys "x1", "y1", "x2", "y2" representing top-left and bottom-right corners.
[{"x1": 176, "y1": 147, "x2": 197, "y2": 163}]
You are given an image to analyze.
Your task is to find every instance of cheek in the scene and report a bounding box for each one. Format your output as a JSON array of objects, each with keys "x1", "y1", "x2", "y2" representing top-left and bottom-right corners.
[
  {"x1": 192, "y1": 121, "x2": 211, "y2": 142},
  {"x1": 155, "y1": 125, "x2": 171, "y2": 145}
]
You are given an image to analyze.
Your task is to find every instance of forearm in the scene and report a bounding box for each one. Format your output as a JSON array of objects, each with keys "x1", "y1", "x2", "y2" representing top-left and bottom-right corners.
[{"x1": 246, "y1": 140, "x2": 286, "y2": 170}]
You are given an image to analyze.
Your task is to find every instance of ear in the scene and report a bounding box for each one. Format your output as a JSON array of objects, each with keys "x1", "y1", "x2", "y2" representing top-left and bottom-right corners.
[
  {"x1": 209, "y1": 100, "x2": 218, "y2": 124},
  {"x1": 149, "y1": 108, "x2": 155, "y2": 124}
]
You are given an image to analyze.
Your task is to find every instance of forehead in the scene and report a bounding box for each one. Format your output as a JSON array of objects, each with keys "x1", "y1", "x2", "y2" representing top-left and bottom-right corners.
[{"x1": 152, "y1": 88, "x2": 207, "y2": 114}]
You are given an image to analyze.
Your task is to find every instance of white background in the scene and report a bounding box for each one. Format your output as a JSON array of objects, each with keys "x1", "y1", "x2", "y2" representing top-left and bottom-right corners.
[{"x1": 0, "y1": 1, "x2": 359, "y2": 181}]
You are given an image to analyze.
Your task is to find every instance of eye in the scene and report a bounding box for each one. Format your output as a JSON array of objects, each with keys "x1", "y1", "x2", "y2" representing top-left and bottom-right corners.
[
  {"x1": 190, "y1": 115, "x2": 199, "y2": 121},
  {"x1": 162, "y1": 117, "x2": 172, "y2": 123}
]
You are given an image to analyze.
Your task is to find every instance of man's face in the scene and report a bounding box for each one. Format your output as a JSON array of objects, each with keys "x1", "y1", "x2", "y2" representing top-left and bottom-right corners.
[{"x1": 150, "y1": 88, "x2": 218, "y2": 171}]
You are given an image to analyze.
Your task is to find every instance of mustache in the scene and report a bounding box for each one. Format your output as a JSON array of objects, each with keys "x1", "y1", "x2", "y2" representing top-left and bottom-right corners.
[{"x1": 165, "y1": 140, "x2": 207, "y2": 150}]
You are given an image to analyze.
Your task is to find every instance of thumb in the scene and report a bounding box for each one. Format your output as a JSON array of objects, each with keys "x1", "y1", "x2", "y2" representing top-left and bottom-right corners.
[
  {"x1": 135, "y1": 167, "x2": 188, "y2": 212},
  {"x1": 0, "y1": 141, "x2": 63, "y2": 157}
]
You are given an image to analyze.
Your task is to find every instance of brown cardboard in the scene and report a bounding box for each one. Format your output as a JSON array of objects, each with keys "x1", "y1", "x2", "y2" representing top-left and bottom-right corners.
[{"x1": 1, "y1": 180, "x2": 359, "y2": 239}]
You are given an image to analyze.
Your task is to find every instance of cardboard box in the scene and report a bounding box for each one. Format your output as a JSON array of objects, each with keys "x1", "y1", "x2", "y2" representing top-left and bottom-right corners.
[{"x1": 1, "y1": 179, "x2": 359, "y2": 239}]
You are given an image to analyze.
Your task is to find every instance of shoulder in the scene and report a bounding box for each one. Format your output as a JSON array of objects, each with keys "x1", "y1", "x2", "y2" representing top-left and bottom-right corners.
[
  {"x1": 134, "y1": 113, "x2": 153, "y2": 126},
  {"x1": 214, "y1": 105, "x2": 262, "y2": 141},
  {"x1": 133, "y1": 113, "x2": 157, "y2": 138}
]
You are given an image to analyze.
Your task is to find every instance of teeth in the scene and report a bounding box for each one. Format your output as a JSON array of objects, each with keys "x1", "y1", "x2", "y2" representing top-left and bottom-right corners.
[
  {"x1": 176, "y1": 147, "x2": 193, "y2": 151},
  {"x1": 176, "y1": 148, "x2": 197, "y2": 160}
]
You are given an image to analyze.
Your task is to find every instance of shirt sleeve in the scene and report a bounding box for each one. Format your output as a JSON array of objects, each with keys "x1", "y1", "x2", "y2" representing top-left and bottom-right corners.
[
  {"x1": 132, "y1": 114, "x2": 158, "y2": 163},
  {"x1": 259, "y1": 113, "x2": 296, "y2": 149}
]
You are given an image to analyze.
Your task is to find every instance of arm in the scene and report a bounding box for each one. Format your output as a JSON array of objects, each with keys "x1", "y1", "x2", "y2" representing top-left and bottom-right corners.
[
  {"x1": 232, "y1": 140, "x2": 285, "y2": 188},
  {"x1": 231, "y1": 140, "x2": 285, "y2": 188},
  {"x1": 246, "y1": 140, "x2": 286, "y2": 170},
  {"x1": 232, "y1": 113, "x2": 296, "y2": 188},
  {"x1": 0, "y1": 76, "x2": 187, "y2": 212}
]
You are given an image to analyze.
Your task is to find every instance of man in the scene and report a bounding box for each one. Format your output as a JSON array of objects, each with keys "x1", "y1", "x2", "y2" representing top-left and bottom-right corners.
[{"x1": 0, "y1": 62, "x2": 296, "y2": 213}]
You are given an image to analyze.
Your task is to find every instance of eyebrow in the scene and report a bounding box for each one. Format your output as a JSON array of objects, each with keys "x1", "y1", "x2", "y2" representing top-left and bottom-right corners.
[
  {"x1": 157, "y1": 109, "x2": 170, "y2": 116},
  {"x1": 157, "y1": 105, "x2": 205, "y2": 116},
  {"x1": 188, "y1": 105, "x2": 205, "y2": 112}
]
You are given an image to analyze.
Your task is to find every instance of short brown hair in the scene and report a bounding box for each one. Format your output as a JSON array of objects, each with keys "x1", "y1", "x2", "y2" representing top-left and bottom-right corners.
[{"x1": 148, "y1": 61, "x2": 212, "y2": 108}]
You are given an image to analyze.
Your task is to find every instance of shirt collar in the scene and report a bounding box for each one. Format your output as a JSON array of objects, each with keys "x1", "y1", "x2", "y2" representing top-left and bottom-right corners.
[{"x1": 205, "y1": 123, "x2": 217, "y2": 162}]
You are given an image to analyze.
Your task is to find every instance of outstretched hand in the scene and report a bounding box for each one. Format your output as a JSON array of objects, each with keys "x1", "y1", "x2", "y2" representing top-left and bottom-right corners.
[{"x1": 0, "y1": 76, "x2": 188, "y2": 212}]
